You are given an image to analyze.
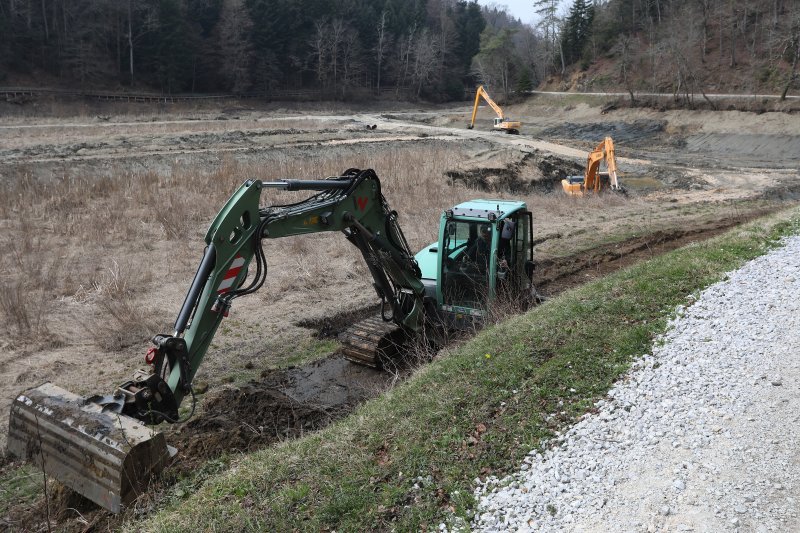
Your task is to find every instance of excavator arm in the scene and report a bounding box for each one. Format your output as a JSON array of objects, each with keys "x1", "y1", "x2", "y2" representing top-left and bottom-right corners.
[
  {"x1": 583, "y1": 137, "x2": 620, "y2": 193},
  {"x1": 138, "y1": 168, "x2": 425, "y2": 418},
  {"x1": 7, "y1": 168, "x2": 425, "y2": 512}
]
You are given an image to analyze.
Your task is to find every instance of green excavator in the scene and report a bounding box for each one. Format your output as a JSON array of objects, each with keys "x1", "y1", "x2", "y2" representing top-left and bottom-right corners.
[{"x1": 7, "y1": 168, "x2": 535, "y2": 513}]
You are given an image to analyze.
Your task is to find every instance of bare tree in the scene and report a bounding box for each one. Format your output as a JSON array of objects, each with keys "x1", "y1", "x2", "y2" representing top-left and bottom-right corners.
[
  {"x1": 697, "y1": 0, "x2": 711, "y2": 62},
  {"x1": 395, "y1": 23, "x2": 417, "y2": 94},
  {"x1": 729, "y1": 0, "x2": 739, "y2": 67},
  {"x1": 664, "y1": 6, "x2": 717, "y2": 108},
  {"x1": 534, "y1": 0, "x2": 560, "y2": 76},
  {"x1": 375, "y1": 9, "x2": 389, "y2": 91},
  {"x1": 411, "y1": 28, "x2": 439, "y2": 97},
  {"x1": 217, "y1": 0, "x2": 253, "y2": 93},
  {"x1": 330, "y1": 18, "x2": 346, "y2": 85},
  {"x1": 779, "y1": 4, "x2": 800, "y2": 99},
  {"x1": 310, "y1": 20, "x2": 332, "y2": 87},
  {"x1": 124, "y1": 0, "x2": 156, "y2": 85},
  {"x1": 615, "y1": 34, "x2": 637, "y2": 104},
  {"x1": 340, "y1": 28, "x2": 363, "y2": 92}
]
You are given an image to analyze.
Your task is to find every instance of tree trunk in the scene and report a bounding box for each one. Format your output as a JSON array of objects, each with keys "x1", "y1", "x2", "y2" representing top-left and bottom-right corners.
[
  {"x1": 40, "y1": 0, "x2": 48, "y2": 41},
  {"x1": 719, "y1": 5, "x2": 724, "y2": 65},
  {"x1": 729, "y1": 2, "x2": 737, "y2": 67},
  {"x1": 116, "y1": 7, "x2": 121, "y2": 75},
  {"x1": 128, "y1": 0, "x2": 134, "y2": 83},
  {"x1": 781, "y1": 38, "x2": 799, "y2": 100},
  {"x1": 700, "y1": 85, "x2": 718, "y2": 109},
  {"x1": 376, "y1": 11, "x2": 387, "y2": 92},
  {"x1": 700, "y1": 0, "x2": 708, "y2": 63}
]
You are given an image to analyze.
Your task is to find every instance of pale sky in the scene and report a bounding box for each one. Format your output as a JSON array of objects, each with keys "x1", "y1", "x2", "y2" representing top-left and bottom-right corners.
[{"x1": 475, "y1": 0, "x2": 570, "y2": 26}]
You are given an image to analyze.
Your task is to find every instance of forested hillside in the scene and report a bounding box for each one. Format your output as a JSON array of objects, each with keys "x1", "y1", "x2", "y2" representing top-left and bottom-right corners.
[
  {"x1": 0, "y1": 0, "x2": 490, "y2": 99},
  {"x1": 0, "y1": 0, "x2": 797, "y2": 100},
  {"x1": 539, "y1": 0, "x2": 799, "y2": 100}
]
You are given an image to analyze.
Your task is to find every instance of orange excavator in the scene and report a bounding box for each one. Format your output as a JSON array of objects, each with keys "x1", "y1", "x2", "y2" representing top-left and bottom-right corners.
[
  {"x1": 561, "y1": 136, "x2": 623, "y2": 196},
  {"x1": 467, "y1": 85, "x2": 521, "y2": 134}
]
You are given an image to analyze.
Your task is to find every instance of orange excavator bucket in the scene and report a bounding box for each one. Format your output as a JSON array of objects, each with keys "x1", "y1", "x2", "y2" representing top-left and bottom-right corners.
[{"x1": 7, "y1": 383, "x2": 170, "y2": 513}]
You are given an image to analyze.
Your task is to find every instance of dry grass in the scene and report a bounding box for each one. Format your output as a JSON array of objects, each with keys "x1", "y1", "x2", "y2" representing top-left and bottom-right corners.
[
  {"x1": 0, "y1": 141, "x2": 480, "y2": 356},
  {"x1": 0, "y1": 98, "x2": 256, "y2": 121},
  {"x1": 0, "y1": 132, "x2": 647, "y2": 358},
  {"x1": 0, "y1": 114, "x2": 670, "y2": 384},
  {"x1": 0, "y1": 117, "x2": 347, "y2": 151}
]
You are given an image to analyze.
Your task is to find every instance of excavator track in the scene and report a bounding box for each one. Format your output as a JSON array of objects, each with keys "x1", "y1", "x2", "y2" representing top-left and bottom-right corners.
[{"x1": 340, "y1": 315, "x2": 408, "y2": 368}]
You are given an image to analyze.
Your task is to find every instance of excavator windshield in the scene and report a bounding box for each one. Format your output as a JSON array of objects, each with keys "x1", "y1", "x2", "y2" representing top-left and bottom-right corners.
[{"x1": 441, "y1": 220, "x2": 491, "y2": 308}]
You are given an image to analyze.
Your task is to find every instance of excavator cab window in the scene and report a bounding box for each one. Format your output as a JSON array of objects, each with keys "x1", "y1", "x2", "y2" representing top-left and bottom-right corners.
[{"x1": 442, "y1": 220, "x2": 490, "y2": 308}]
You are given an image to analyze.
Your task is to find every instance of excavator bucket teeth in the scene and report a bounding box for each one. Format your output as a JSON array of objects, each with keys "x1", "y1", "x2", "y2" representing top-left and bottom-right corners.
[{"x1": 7, "y1": 382, "x2": 170, "y2": 513}]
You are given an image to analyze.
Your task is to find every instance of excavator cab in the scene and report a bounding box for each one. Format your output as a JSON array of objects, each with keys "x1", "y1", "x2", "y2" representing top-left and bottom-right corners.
[{"x1": 415, "y1": 200, "x2": 534, "y2": 330}]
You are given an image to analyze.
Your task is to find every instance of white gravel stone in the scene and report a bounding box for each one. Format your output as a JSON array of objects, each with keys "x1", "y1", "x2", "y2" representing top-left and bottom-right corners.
[{"x1": 471, "y1": 236, "x2": 800, "y2": 532}]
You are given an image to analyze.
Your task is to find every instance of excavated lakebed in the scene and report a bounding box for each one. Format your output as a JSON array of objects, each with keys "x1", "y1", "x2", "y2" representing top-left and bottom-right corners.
[{"x1": 4, "y1": 104, "x2": 799, "y2": 530}]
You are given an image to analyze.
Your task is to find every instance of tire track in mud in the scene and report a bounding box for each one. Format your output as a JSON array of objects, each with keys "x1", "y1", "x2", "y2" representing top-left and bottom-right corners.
[{"x1": 534, "y1": 208, "x2": 782, "y2": 296}]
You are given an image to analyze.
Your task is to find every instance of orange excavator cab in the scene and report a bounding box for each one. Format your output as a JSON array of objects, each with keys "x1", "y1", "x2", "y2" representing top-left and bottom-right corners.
[{"x1": 561, "y1": 136, "x2": 622, "y2": 196}]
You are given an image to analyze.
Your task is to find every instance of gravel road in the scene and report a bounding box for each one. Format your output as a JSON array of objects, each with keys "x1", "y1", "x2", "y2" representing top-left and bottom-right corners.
[{"x1": 472, "y1": 236, "x2": 800, "y2": 532}]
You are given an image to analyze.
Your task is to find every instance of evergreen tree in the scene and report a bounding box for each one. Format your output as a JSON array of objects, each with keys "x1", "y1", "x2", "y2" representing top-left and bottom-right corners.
[
  {"x1": 515, "y1": 67, "x2": 533, "y2": 92},
  {"x1": 533, "y1": 0, "x2": 560, "y2": 74},
  {"x1": 143, "y1": 0, "x2": 195, "y2": 92},
  {"x1": 454, "y1": 0, "x2": 486, "y2": 78},
  {"x1": 560, "y1": 0, "x2": 594, "y2": 66}
]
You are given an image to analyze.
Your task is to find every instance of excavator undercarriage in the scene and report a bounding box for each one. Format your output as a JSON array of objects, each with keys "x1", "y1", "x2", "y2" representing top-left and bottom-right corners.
[{"x1": 340, "y1": 315, "x2": 408, "y2": 368}]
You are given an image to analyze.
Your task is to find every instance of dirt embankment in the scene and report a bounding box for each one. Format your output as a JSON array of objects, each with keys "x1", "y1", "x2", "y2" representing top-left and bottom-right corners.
[{"x1": 445, "y1": 151, "x2": 584, "y2": 193}]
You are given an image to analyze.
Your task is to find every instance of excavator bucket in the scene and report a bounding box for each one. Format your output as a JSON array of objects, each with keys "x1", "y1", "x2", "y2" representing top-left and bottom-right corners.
[{"x1": 7, "y1": 382, "x2": 170, "y2": 513}]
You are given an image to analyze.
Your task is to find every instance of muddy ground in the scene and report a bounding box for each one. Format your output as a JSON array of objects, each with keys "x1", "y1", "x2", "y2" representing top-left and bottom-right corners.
[{"x1": 1, "y1": 95, "x2": 798, "y2": 530}]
